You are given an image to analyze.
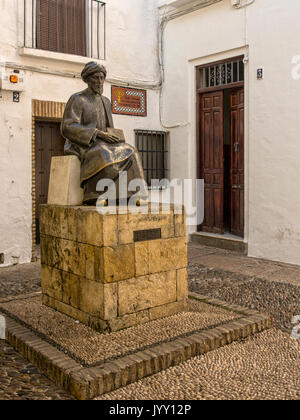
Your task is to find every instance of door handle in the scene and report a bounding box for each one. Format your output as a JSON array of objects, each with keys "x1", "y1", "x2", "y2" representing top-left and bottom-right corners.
[
  {"x1": 234, "y1": 142, "x2": 239, "y2": 153},
  {"x1": 232, "y1": 185, "x2": 241, "y2": 189}
]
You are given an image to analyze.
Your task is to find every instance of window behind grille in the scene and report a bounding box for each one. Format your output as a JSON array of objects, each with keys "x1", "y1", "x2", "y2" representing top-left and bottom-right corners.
[
  {"x1": 36, "y1": 0, "x2": 86, "y2": 56},
  {"x1": 198, "y1": 59, "x2": 244, "y2": 89},
  {"x1": 135, "y1": 130, "x2": 169, "y2": 189}
]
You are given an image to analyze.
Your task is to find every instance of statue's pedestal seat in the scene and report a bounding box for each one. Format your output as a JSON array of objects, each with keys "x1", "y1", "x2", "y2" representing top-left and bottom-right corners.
[
  {"x1": 48, "y1": 156, "x2": 83, "y2": 206},
  {"x1": 40, "y1": 204, "x2": 188, "y2": 332}
]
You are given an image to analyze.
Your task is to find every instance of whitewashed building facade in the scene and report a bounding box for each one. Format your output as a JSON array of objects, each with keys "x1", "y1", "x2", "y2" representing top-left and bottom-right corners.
[{"x1": 1, "y1": 0, "x2": 300, "y2": 266}]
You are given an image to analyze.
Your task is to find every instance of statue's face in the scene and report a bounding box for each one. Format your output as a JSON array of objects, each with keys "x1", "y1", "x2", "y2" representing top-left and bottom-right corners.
[{"x1": 87, "y1": 71, "x2": 105, "y2": 95}]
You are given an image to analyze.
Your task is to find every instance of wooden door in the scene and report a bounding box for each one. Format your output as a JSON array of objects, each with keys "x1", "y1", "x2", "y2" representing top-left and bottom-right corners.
[
  {"x1": 200, "y1": 91, "x2": 224, "y2": 234},
  {"x1": 230, "y1": 88, "x2": 244, "y2": 237},
  {"x1": 35, "y1": 121, "x2": 64, "y2": 242}
]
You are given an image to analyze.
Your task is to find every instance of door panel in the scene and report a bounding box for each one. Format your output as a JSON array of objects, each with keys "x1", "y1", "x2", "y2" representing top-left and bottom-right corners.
[
  {"x1": 230, "y1": 88, "x2": 244, "y2": 237},
  {"x1": 35, "y1": 122, "x2": 64, "y2": 243},
  {"x1": 200, "y1": 91, "x2": 224, "y2": 234}
]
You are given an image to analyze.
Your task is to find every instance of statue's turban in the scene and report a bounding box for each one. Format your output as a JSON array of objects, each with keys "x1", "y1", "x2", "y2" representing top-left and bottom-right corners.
[{"x1": 81, "y1": 62, "x2": 107, "y2": 82}]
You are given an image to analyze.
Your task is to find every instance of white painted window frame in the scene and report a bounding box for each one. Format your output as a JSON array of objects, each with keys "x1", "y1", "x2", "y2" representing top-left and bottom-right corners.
[{"x1": 17, "y1": 0, "x2": 106, "y2": 63}]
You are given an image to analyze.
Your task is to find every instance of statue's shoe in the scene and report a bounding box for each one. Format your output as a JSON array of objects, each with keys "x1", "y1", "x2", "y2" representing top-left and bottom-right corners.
[
  {"x1": 136, "y1": 198, "x2": 148, "y2": 207},
  {"x1": 97, "y1": 199, "x2": 108, "y2": 207}
]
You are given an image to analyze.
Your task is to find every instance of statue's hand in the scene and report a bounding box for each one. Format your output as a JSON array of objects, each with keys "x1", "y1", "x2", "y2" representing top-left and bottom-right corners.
[{"x1": 97, "y1": 130, "x2": 119, "y2": 144}]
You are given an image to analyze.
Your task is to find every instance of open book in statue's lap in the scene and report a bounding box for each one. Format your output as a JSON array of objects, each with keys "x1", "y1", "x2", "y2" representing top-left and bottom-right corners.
[{"x1": 61, "y1": 62, "x2": 147, "y2": 205}]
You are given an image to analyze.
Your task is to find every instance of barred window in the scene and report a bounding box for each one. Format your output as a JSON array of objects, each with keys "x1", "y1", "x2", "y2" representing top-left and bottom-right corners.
[
  {"x1": 198, "y1": 59, "x2": 244, "y2": 89},
  {"x1": 135, "y1": 130, "x2": 169, "y2": 189}
]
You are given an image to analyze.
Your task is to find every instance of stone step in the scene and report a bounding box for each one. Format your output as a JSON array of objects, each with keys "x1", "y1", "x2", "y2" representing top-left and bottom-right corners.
[{"x1": 190, "y1": 232, "x2": 248, "y2": 254}]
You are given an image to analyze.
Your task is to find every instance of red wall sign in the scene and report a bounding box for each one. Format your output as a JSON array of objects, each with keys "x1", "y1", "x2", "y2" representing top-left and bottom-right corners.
[{"x1": 111, "y1": 86, "x2": 147, "y2": 117}]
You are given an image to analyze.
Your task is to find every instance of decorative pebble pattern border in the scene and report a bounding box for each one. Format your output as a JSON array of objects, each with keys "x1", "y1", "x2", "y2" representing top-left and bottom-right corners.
[{"x1": 2, "y1": 292, "x2": 273, "y2": 400}]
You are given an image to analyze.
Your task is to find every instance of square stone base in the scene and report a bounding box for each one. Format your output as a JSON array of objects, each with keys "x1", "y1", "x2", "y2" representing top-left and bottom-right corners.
[{"x1": 40, "y1": 204, "x2": 188, "y2": 332}]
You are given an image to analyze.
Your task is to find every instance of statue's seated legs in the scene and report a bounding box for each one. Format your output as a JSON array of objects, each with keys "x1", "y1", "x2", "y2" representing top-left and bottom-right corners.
[{"x1": 83, "y1": 147, "x2": 148, "y2": 206}]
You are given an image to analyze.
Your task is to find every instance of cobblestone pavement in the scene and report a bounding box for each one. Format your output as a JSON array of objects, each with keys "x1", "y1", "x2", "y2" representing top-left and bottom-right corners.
[
  {"x1": 188, "y1": 244, "x2": 300, "y2": 333},
  {"x1": 0, "y1": 245, "x2": 299, "y2": 400},
  {"x1": 98, "y1": 328, "x2": 300, "y2": 400},
  {"x1": 0, "y1": 340, "x2": 72, "y2": 400},
  {"x1": 0, "y1": 263, "x2": 72, "y2": 400},
  {"x1": 98, "y1": 245, "x2": 300, "y2": 400},
  {"x1": 0, "y1": 262, "x2": 41, "y2": 299}
]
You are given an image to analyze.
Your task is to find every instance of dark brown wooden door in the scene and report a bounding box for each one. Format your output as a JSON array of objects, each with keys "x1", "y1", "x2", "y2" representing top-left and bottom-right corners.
[
  {"x1": 35, "y1": 122, "x2": 64, "y2": 242},
  {"x1": 230, "y1": 88, "x2": 244, "y2": 237},
  {"x1": 200, "y1": 91, "x2": 224, "y2": 234}
]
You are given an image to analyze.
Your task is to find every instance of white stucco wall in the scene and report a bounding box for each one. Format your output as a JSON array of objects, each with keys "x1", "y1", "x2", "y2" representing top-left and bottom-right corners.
[
  {"x1": 160, "y1": 0, "x2": 300, "y2": 265},
  {"x1": 0, "y1": 0, "x2": 162, "y2": 265},
  {"x1": 2, "y1": 0, "x2": 300, "y2": 267}
]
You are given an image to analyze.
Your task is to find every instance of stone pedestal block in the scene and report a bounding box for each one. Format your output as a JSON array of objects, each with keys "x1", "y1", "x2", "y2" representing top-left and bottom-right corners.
[
  {"x1": 40, "y1": 204, "x2": 188, "y2": 332},
  {"x1": 48, "y1": 156, "x2": 83, "y2": 206}
]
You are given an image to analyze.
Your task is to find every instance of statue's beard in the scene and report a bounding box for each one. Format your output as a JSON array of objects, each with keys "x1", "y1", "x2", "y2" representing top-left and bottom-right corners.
[{"x1": 91, "y1": 85, "x2": 103, "y2": 95}]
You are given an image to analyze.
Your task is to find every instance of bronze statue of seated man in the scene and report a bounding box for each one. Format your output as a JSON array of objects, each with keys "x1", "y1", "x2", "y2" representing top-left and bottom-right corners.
[{"x1": 61, "y1": 62, "x2": 148, "y2": 206}]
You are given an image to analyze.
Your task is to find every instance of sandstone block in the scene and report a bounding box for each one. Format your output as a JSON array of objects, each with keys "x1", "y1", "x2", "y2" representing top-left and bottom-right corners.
[
  {"x1": 40, "y1": 206, "x2": 78, "y2": 241},
  {"x1": 84, "y1": 244, "x2": 96, "y2": 281},
  {"x1": 161, "y1": 223, "x2": 175, "y2": 239},
  {"x1": 44, "y1": 206, "x2": 60, "y2": 237},
  {"x1": 135, "y1": 242, "x2": 149, "y2": 276},
  {"x1": 148, "y1": 237, "x2": 187, "y2": 274},
  {"x1": 76, "y1": 208, "x2": 103, "y2": 246},
  {"x1": 40, "y1": 234, "x2": 51, "y2": 266},
  {"x1": 108, "y1": 313, "x2": 137, "y2": 332},
  {"x1": 175, "y1": 223, "x2": 186, "y2": 237},
  {"x1": 54, "y1": 239, "x2": 82, "y2": 276},
  {"x1": 79, "y1": 278, "x2": 105, "y2": 317},
  {"x1": 102, "y1": 283, "x2": 118, "y2": 320},
  {"x1": 102, "y1": 215, "x2": 118, "y2": 247},
  {"x1": 65, "y1": 207, "x2": 77, "y2": 241},
  {"x1": 136, "y1": 309, "x2": 150, "y2": 325},
  {"x1": 174, "y1": 206, "x2": 186, "y2": 225},
  {"x1": 118, "y1": 229, "x2": 133, "y2": 245},
  {"x1": 42, "y1": 293, "x2": 51, "y2": 307},
  {"x1": 88, "y1": 317, "x2": 111, "y2": 333},
  {"x1": 50, "y1": 239, "x2": 96, "y2": 280},
  {"x1": 100, "y1": 244, "x2": 135, "y2": 283},
  {"x1": 149, "y1": 300, "x2": 186, "y2": 321},
  {"x1": 55, "y1": 299, "x2": 90, "y2": 325},
  {"x1": 62, "y1": 273, "x2": 80, "y2": 309},
  {"x1": 118, "y1": 211, "x2": 174, "y2": 234},
  {"x1": 41, "y1": 265, "x2": 63, "y2": 301},
  {"x1": 39, "y1": 206, "x2": 49, "y2": 236},
  {"x1": 176, "y1": 268, "x2": 188, "y2": 301},
  {"x1": 118, "y1": 271, "x2": 177, "y2": 316},
  {"x1": 77, "y1": 208, "x2": 119, "y2": 247}
]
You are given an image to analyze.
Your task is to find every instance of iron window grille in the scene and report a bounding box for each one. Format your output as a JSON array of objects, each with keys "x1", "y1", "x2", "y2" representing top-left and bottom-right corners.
[
  {"x1": 23, "y1": 0, "x2": 106, "y2": 59},
  {"x1": 198, "y1": 59, "x2": 244, "y2": 89},
  {"x1": 135, "y1": 130, "x2": 169, "y2": 190}
]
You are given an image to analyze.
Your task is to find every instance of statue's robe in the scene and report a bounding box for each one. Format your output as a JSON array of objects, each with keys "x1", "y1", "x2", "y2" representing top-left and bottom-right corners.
[{"x1": 61, "y1": 88, "x2": 147, "y2": 204}]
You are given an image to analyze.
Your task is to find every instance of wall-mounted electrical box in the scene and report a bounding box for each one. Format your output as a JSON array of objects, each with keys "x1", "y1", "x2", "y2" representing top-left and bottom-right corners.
[{"x1": 0, "y1": 69, "x2": 25, "y2": 92}]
